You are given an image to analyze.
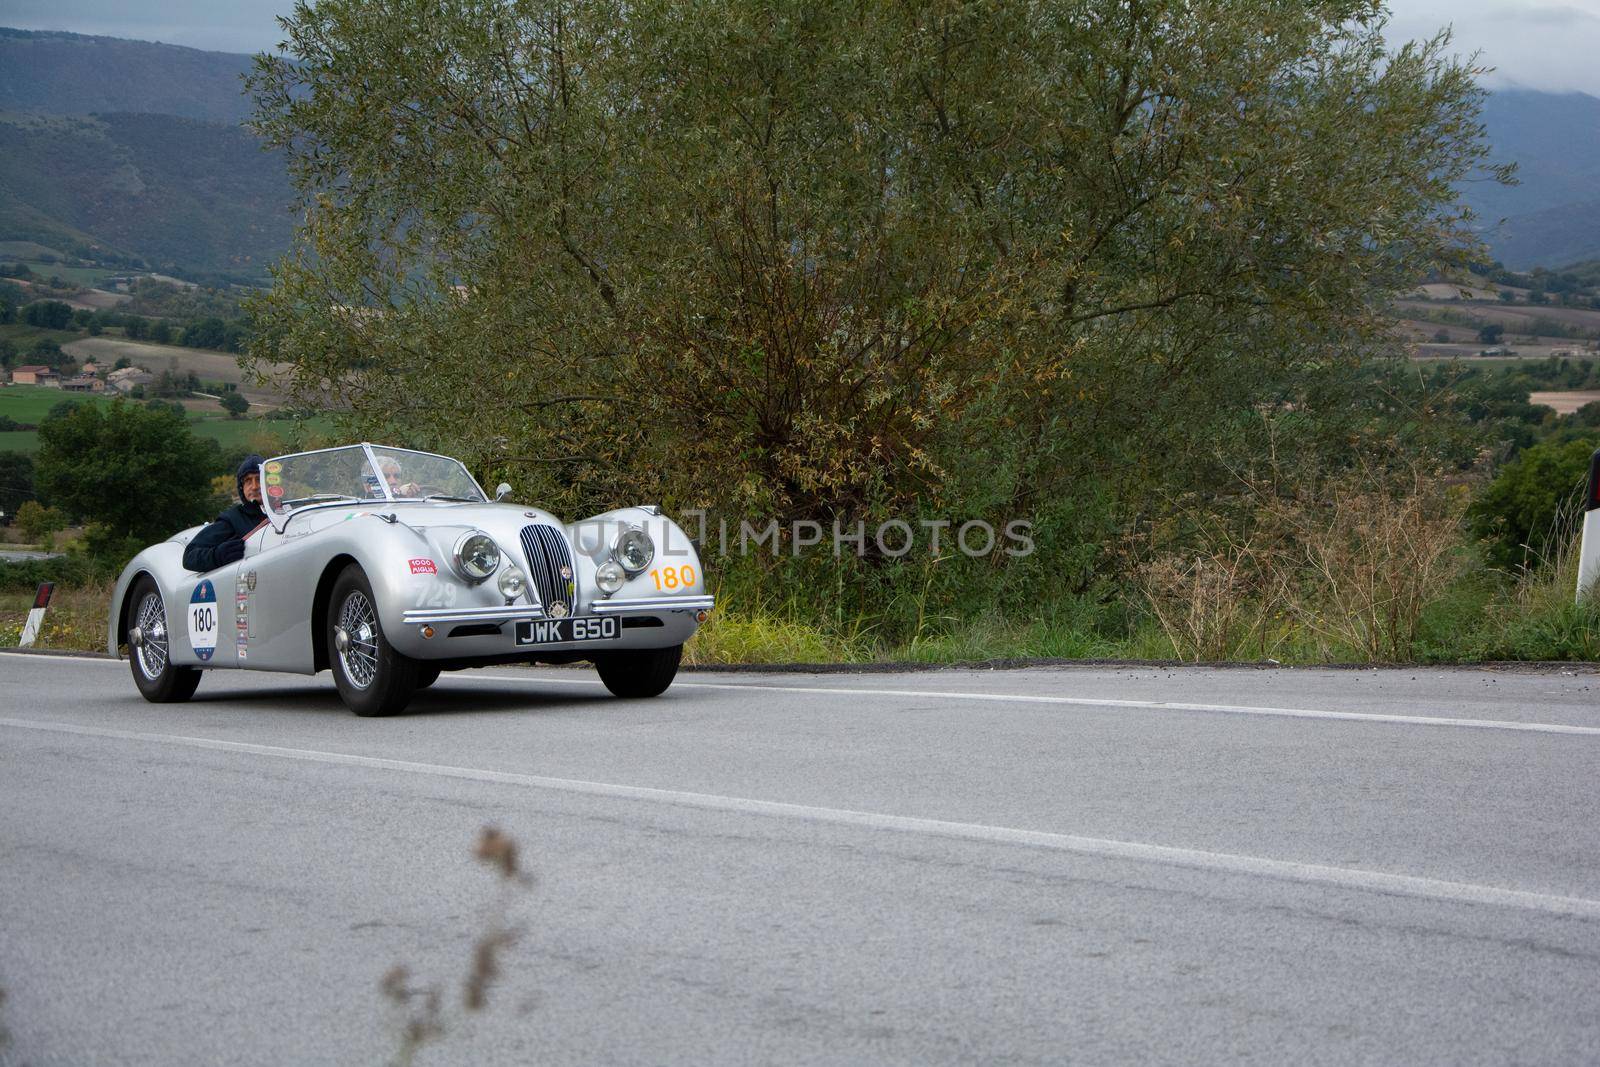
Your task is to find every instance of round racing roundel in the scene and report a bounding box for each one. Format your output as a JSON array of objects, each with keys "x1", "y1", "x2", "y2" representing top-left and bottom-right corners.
[{"x1": 188, "y1": 580, "x2": 219, "y2": 662}]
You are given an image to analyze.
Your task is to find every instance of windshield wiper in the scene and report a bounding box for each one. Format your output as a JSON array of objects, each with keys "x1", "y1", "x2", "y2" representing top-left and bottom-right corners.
[
  {"x1": 420, "y1": 494, "x2": 479, "y2": 503},
  {"x1": 281, "y1": 493, "x2": 361, "y2": 508}
]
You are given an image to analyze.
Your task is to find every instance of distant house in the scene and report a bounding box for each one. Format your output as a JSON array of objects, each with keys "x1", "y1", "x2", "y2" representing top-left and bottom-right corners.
[
  {"x1": 79, "y1": 360, "x2": 102, "y2": 375},
  {"x1": 12, "y1": 365, "x2": 59, "y2": 387},
  {"x1": 107, "y1": 367, "x2": 154, "y2": 393},
  {"x1": 61, "y1": 374, "x2": 103, "y2": 393}
]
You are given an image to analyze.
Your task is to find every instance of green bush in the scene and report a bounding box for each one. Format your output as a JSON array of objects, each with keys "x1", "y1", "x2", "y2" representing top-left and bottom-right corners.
[
  {"x1": 0, "y1": 553, "x2": 91, "y2": 592},
  {"x1": 1467, "y1": 437, "x2": 1599, "y2": 572}
]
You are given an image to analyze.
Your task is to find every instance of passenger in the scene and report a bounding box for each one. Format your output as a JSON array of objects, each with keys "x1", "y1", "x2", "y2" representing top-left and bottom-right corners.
[
  {"x1": 183, "y1": 454, "x2": 267, "y2": 572},
  {"x1": 378, "y1": 457, "x2": 423, "y2": 498}
]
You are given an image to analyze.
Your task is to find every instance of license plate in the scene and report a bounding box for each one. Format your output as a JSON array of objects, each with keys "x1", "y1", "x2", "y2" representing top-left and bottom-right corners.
[{"x1": 515, "y1": 616, "x2": 621, "y2": 645}]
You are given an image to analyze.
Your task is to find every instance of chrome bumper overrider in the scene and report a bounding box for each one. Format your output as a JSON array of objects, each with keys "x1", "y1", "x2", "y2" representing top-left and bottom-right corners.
[
  {"x1": 590, "y1": 595, "x2": 715, "y2": 615},
  {"x1": 402, "y1": 595, "x2": 713, "y2": 627},
  {"x1": 402, "y1": 604, "x2": 546, "y2": 626}
]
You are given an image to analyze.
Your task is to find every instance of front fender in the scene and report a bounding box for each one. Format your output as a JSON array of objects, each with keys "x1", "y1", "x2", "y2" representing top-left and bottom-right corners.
[{"x1": 107, "y1": 527, "x2": 205, "y2": 657}]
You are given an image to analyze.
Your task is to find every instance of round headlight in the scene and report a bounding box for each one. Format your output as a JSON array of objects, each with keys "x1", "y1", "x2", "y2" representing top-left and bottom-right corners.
[
  {"x1": 454, "y1": 532, "x2": 500, "y2": 582},
  {"x1": 595, "y1": 560, "x2": 626, "y2": 594},
  {"x1": 614, "y1": 528, "x2": 654, "y2": 573},
  {"x1": 496, "y1": 566, "x2": 526, "y2": 599}
]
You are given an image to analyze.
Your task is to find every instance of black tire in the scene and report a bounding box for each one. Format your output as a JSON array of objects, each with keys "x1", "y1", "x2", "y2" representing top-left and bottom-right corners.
[
  {"x1": 415, "y1": 664, "x2": 442, "y2": 689},
  {"x1": 126, "y1": 576, "x2": 202, "y2": 703},
  {"x1": 594, "y1": 644, "x2": 682, "y2": 698},
  {"x1": 327, "y1": 564, "x2": 419, "y2": 716}
]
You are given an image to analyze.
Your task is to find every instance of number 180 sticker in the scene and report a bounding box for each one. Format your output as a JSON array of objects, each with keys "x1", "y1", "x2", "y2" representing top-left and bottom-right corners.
[{"x1": 189, "y1": 579, "x2": 218, "y2": 661}]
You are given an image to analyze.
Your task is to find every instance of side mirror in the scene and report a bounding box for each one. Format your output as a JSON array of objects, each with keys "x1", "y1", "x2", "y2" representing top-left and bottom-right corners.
[{"x1": 495, "y1": 482, "x2": 513, "y2": 502}]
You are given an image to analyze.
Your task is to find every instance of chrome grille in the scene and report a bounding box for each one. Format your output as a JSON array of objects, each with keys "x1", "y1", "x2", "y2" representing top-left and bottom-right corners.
[{"x1": 519, "y1": 524, "x2": 576, "y2": 612}]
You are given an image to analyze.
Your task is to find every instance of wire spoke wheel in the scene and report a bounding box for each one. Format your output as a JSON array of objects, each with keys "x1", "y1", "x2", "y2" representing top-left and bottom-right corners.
[
  {"x1": 134, "y1": 591, "x2": 169, "y2": 678},
  {"x1": 337, "y1": 590, "x2": 380, "y2": 690},
  {"x1": 327, "y1": 565, "x2": 419, "y2": 716},
  {"x1": 125, "y1": 576, "x2": 200, "y2": 704}
]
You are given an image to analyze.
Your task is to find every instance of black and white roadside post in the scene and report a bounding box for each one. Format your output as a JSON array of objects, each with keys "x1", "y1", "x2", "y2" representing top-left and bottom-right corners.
[
  {"x1": 18, "y1": 582, "x2": 54, "y2": 648},
  {"x1": 1579, "y1": 449, "x2": 1600, "y2": 603}
]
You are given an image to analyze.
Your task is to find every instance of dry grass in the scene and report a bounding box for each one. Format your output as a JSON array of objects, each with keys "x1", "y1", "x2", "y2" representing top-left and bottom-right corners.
[
  {"x1": 0, "y1": 582, "x2": 111, "y2": 651},
  {"x1": 1139, "y1": 466, "x2": 1469, "y2": 663}
]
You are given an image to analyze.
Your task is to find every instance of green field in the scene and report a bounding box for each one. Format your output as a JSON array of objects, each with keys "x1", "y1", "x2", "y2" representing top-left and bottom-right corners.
[
  {"x1": 17, "y1": 260, "x2": 120, "y2": 287},
  {"x1": 0, "y1": 383, "x2": 92, "y2": 422},
  {"x1": 0, "y1": 384, "x2": 325, "y2": 455}
]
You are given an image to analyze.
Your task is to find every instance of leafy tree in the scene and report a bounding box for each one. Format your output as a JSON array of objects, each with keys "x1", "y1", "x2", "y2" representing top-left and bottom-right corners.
[
  {"x1": 22, "y1": 300, "x2": 72, "y2": 330},
  {"x1": 1478, "y1": 324, "x2": 1504, "y2": 345},
  {"x1": 0, "y1": 451, "x2": 34, "y2": 522},
  {"x1": 1468, "y1": 436, "x2": 1600, "y2": 572},
  {"x1": 0, "y1": 338, "x2": 16, "y2": 369},
  {"x1": 149, "y1": 319, "x2": 172, "y2": 344},
  {"x1": 35, "y1": 399, "x2": 216, "y2": 555},
  {"x1": 220, "y1": 390, "x2": 250, "y2": 417},
  {"x1": 181, "y1": 316, "x2": 229, "y2": 350},
  {"x1": 15, "y1": 499, "x2": 66, "y2": 544},
  {"x1": 124, "y1": 316, "x2": 149, "y2": 341},
  {"x1": 248, "y1": 0, "x2": 1508, "y2": 612}
]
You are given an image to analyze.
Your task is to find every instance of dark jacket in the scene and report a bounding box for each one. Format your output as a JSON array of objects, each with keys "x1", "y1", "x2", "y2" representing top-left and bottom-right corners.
[{"x1": 183, "y1": 455, "x2": 267, "y2": 572}]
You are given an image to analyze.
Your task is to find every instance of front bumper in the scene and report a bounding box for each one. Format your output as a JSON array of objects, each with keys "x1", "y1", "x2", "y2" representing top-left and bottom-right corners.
[{"x1": 393, "y1": 594, "x2": 713, "y2": 659}]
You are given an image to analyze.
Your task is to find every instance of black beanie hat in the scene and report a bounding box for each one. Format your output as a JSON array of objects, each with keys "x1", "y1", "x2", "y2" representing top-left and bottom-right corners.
[{"x1": 236, "y1": 454, "x2": 266, "y2": 504}]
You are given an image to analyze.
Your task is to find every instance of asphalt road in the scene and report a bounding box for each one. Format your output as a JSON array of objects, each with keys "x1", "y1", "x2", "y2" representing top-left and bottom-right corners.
[{"x1": 3, "y1": 652, "x2": 1600, "y2": 1065}]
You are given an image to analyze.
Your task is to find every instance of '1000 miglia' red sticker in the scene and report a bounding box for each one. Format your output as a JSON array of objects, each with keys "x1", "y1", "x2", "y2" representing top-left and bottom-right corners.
[{"x1": 408, "y1": 558, "x2": 437, "y2": 575}]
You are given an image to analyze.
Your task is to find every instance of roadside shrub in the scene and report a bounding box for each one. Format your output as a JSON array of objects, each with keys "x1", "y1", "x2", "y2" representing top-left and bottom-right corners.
[
  {"x1": 0, "y1": 554, "x2": 92, "y2": 592},
  {"x1": 1467, "y1": 436, "x2": 1598, "y2": 572},
  {"x1": 15, "y1": 500, "x2": 66, "y2": 545}
]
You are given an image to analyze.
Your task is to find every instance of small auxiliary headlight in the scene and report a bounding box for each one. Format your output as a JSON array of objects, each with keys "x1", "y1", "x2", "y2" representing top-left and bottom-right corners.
[
  {"x1": 453, "y1": 532, "x2": 500, "y2": 582},
  {"x1": 613, "y1": 527, "x2": 654, "y2": 573},
  {"x1": 497, "y1": 566, "x2": 526, "y2": 599},
  {"x1": 596, "y1": 560, "x2": 626, "y2": 595}
]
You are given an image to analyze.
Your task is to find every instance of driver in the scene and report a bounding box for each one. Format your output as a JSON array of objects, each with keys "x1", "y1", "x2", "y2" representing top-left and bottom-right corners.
[
  {"x1": 378, "y1": 457, "x2": 423, "y2": 498},
  {"x1": 183, "y1": 454, "x2": 267, "y2": 572}
]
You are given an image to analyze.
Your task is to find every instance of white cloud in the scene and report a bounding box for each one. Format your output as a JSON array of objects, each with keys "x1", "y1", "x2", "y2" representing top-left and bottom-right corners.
[{"x1": 1386, "y1": 0, "x2": 1600, "y2": 95}]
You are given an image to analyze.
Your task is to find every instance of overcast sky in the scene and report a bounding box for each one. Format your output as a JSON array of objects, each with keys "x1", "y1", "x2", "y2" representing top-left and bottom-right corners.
[{"x1": 2, "y1": 0, "x2": 1598, "y2": 95}]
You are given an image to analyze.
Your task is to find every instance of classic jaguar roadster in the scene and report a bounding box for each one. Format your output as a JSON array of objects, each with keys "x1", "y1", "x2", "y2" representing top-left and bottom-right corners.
[{"x1": 108, "y1": 444, "x2": 712, "y2": 715}]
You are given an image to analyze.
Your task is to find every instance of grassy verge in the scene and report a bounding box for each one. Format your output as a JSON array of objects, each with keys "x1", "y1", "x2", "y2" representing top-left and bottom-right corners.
[
  {"x1": 0, "y1": 583, "x2": 111, "y2": 651},
  {"x1": 5, "y1": 571, "x2": 1592, "y2": 667}
]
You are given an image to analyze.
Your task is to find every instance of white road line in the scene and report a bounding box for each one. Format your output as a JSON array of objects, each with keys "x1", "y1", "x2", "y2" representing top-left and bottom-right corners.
[
  {"x1": 457, "y1": 673, "x2": 1600, "y2": 738},
  {"x1": 7, "y1": 651, "x2": 1598, "y2": 736},
  {"x1": 3, "y1": 714, "x2": 1599, "y2": 921}
]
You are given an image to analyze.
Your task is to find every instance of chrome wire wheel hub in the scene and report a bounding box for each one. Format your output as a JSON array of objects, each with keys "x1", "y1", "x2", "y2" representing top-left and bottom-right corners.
[
  {"x1": 134, "y1": 592, "x2": 169, "y2": 678},
  {"x1": 336, "y1": 591, "x2": 379, "y2": 690}
]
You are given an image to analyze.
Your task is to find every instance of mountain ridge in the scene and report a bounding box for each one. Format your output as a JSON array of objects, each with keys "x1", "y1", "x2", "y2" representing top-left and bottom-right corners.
[{"x1": 0, "y1": 27, "x2": 1595, "y2": 274}]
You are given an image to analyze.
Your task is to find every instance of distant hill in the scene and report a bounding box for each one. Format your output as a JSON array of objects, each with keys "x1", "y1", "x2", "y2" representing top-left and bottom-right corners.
[
  {"x1": 0, "y1": 26, "x2": 1597, "y2": 276},
  {"x1": 0, "y1": 111, "x2": 293, "y2": 279},
  {"x1": 0, "y1": 28, "x2": 255, "y2": 124},
  {"x1": 1461, "y1": 89, "x2": 1600, "y2": 270}
]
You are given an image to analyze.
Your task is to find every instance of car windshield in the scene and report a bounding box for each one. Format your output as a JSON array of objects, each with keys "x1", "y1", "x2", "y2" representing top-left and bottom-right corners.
[
  {"x1": 368, "y1": 447, "x2": 486, "y2": 501},
  {"x1": 262, "y1": 445, "x2": 485, "y2": 516}
]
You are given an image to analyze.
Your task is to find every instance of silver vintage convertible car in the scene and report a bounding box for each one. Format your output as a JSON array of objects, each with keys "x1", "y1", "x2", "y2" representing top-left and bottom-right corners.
[{"x1": 108, "y1": 444, "x2": 712, "y2": 715}]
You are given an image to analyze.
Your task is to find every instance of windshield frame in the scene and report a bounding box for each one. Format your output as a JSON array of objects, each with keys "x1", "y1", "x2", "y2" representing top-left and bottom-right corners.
[{"x1": 261, "y1": 443, "x2": 489, "y2": 531}]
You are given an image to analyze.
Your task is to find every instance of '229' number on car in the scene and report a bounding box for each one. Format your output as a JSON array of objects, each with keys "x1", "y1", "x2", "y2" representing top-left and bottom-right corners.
[{"x1": 649, "y1": 565, "x2": 696, "y2": 591}]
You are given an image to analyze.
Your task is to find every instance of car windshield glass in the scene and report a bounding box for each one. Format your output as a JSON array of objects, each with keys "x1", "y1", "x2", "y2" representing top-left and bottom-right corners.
[
  {"x1": 261, "y1": 446, "x2": 380, "y2": 514},
  {"x1": 369, "y1": 447, "x2": 486, "y2": 502}
]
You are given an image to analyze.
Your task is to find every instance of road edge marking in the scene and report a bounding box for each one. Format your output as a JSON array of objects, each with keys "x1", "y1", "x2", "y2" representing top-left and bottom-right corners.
[
  {"x1": 9, "y1": 652, "x2": 1599, "y2": 737},
  {"x1": 4, "y1": 714, "x2": 1600, "y2": 921}
]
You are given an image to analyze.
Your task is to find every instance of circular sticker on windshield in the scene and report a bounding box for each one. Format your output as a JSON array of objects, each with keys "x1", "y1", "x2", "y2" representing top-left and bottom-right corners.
[
  {"x1": 265, "y1": 472, "x2": 281, "y2": 485},
  {"x1": 265, "y1": 461, "x2": 282, "y2": 474},
  {"x1": 188, "y1": 580, "x2": 218, "y2": 662},
  {"x1": 267, "y1": 484, "x2": 284, "y2": 498}
]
